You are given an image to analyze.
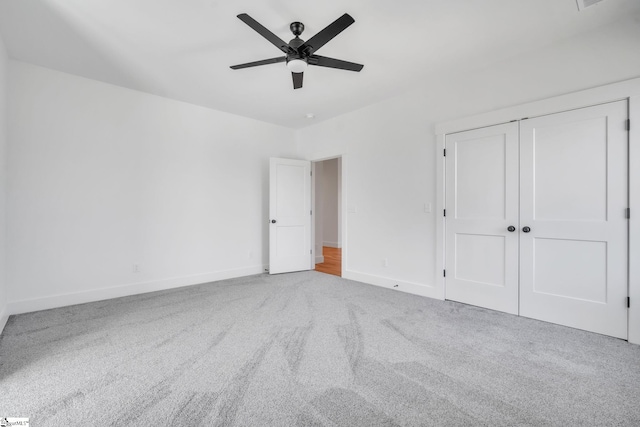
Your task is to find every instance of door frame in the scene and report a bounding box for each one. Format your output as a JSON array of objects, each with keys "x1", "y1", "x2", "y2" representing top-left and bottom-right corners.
[
  {"x1": 311, "y1": 155, "x2": 347, "y2": 276},
  {"x1": 435, "y1": 76, "x2": 640, "y2": 344}
]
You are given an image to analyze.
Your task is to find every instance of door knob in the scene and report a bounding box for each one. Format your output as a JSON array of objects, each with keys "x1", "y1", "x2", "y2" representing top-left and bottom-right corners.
[
  {"x1": 523, "y1": 226, "x2": 531, "y2": 233},
  {"x1": 507, "y1": 226, "x2": 516, "y2": 232},
  {"x1": 271, "y1": 219, "x2": 277, "y2": 224}
]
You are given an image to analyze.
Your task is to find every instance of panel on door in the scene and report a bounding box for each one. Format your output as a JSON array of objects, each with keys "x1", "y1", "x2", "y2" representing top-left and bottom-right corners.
[
  {"x1": 445, "y1": 122, "x2": 520, "y2": 314},
  {"x1": 269, "y1": 158, "x2": 311, "y2": 274},
  {"x1": 519, "y1": 101, "x2": 628, "y2": 339}
]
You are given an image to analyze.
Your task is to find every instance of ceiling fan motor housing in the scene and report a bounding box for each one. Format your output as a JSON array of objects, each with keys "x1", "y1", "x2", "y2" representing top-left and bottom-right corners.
[
  {"x1": 287, "y1": 36, "x2": 306, "y2": 62},
  {"x1": 288, "y1": 36, "x2": 304, "y2": 50}
]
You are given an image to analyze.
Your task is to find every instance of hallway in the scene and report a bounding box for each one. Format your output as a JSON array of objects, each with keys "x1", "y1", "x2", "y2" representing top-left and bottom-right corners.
[{"x1": 315, "y1": 246, "x2": 341, "y2": 277}]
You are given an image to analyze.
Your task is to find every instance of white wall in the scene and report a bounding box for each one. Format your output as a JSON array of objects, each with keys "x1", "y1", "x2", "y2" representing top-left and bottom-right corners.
[
  {"x1": 6, "y1": 61, "x2": 297, "y2": 313},
  {"x1": 296, "y1": 15, "x2": 640, "y2": 298},
  {"x1": 0, "y1": 32, "x2": 8, "y2": 331},
  {"x1": 321, "y1": 158, "x2": 340, "y2": 248},
  {"x1": 299, "y1": 97, "x2": 435, "y2": 296}
]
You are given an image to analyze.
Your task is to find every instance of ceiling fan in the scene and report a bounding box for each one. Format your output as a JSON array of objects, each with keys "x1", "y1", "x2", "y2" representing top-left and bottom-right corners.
[{"x1": 230, "y1": 13, "x2": 364, "y2": 89}]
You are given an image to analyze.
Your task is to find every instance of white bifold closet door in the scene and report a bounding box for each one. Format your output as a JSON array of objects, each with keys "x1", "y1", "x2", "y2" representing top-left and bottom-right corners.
[
  {"x1": 445, "y1": 122, "x2": 520, "y2": 315},
  {"x1": 519, "y1": 101, "x2": 628, "y2": 339},
  {"x1": 445, "y1": 100, "x2": 628, "y2": 339}
]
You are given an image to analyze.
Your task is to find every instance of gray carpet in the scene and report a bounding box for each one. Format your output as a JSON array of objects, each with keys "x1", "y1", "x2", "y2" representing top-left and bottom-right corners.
[{"x1": 0, "y1": 271, "x2": 639, "y2": 426}]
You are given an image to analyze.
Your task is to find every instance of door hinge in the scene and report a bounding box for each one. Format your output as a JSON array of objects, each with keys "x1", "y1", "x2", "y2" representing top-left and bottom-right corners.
[
  {"x1": 443, "y1": 149, "x2": 446, "y2": 156},
  {"x1": 443, "y1": 270, "x2": 446, "y2": 277},
  {"x1": 443, "y1": 209, "x2": 446, "y2": 217},
  {"x1": 626, "y1": 119, "x2": 630, "y2": 131},
  {"x1": 626, "y1": 208, "x2": 631, "y2": 219},
  {"x1": 627, "y1": 297, "x2": 631, "y2": 308},
  {"x1": 310, "y1": 170, "x2": 312, "y2": 176},
  {"x1": 310, "y1": 249, "x2": 313, "y2": 254},
  {"x1": 310, "y1": 210, "x2": 313, "y2": 215}
]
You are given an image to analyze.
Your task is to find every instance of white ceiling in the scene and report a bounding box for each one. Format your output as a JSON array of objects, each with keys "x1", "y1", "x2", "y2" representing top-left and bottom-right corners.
[{"x1": 1, "y1": 0, "x2": 639, "y2": 129}]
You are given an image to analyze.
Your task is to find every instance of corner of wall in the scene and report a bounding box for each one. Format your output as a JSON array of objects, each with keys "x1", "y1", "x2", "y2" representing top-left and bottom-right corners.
[
  {"x1": 0, "y1": 29, "x2": 8, "y2": 336},
  {"x1": 628, "y1": 95, "x2": 640, "y2": 345},
  {"x1": 294, "y1": 128, "x2": 309, "y2": 160},
  {"x1": 0, "y1": 311, "x2": 7, "y2": 338}
]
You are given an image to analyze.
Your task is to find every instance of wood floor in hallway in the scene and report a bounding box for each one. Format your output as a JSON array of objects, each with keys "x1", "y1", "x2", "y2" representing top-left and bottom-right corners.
[{"x1": 315, "y1": 246, "x2": 341, "y2": 277}]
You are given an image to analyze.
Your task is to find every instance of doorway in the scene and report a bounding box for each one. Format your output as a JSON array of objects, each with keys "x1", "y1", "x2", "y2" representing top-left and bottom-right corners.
[{"x1": 313, "y1": 157, "x2": 342, "y2": 277}]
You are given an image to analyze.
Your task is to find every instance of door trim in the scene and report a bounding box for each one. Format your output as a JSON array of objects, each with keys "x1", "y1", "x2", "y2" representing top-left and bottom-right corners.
[
  {"x1": 310, "y1": 154, "x2": 348, "y2": 278},
  {"x1": 435, "y1": 76, "x2": 640, "y2": 344}
]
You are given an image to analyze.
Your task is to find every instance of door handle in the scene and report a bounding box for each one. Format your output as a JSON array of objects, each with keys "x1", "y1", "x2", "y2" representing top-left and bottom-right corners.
[
  {"x1": 271, "y1": 219, "x2": 277, "y2": 224},
  {"x1": 507, "y1": 226, "x2": 516, "y2": 232},
  {"x1": 522, "y1": 226, "x2": 531, "y2": 233}
]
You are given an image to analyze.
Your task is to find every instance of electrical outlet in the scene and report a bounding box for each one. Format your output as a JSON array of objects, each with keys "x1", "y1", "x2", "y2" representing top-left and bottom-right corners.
[{"x1": 133, "y1": 264, "x2": 140, "y2": 273}]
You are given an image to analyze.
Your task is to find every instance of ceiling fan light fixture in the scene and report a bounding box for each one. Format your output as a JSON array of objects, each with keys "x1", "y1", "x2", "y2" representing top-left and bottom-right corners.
[{"x1": 286, "y1": 58, "x2": 307, "y2": 73}]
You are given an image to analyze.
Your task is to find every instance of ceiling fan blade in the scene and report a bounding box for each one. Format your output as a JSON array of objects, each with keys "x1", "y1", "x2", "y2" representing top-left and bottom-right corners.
[
  {"x1": 308, "y1": 55, "x2": 363, "y2": 72},
  {"x1": 237, "y1": 13, "x2": 292, "y2": 54},
  {"x1": 298, "y1": 13, "x2": 355, "y2": 55},
  {"x1": 292, "y1": 72, "x2": 303, "y2": 89},
  {"x1": 230, "y1": 56, "x2": 286, "y2": 70}
]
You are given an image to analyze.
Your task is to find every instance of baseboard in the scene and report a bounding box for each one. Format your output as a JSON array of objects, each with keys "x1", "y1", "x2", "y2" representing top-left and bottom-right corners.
[
  {"x1": 323, "y1": 241, "x2": 342, "y2": 248},
  {"x1": 315, "y1": 256, "x2": 325, "y2": 264},
  {"x1": 0, "y1": 307, "x2": 8, "y2": 337},
  {"x1": 343, "y1": 270, "x2": 444, "y2": 300},
  {"x1": 6, "y1": 265, "x2": 267, "y2": 316}
]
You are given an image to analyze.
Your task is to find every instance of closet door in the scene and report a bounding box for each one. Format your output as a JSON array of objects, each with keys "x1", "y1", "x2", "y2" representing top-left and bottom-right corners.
[
  {"x1": 445, "y1": 122, "x2": 520, "y2": 314},
  {"x1": 519, "y1": 101, "x2": 628, "y2": 339}
]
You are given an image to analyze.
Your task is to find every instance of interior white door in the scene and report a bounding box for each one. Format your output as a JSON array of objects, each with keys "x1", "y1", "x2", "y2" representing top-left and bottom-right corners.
[
  {"x1": 519, "y1": 101, "x2": 628, "y2": 339},
  {"x1": 445, "y1": 122, "x2": 520, "y2": 314},
  {"x1": 269, "y1": 158, "x2": 312, "y2": 274}
]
